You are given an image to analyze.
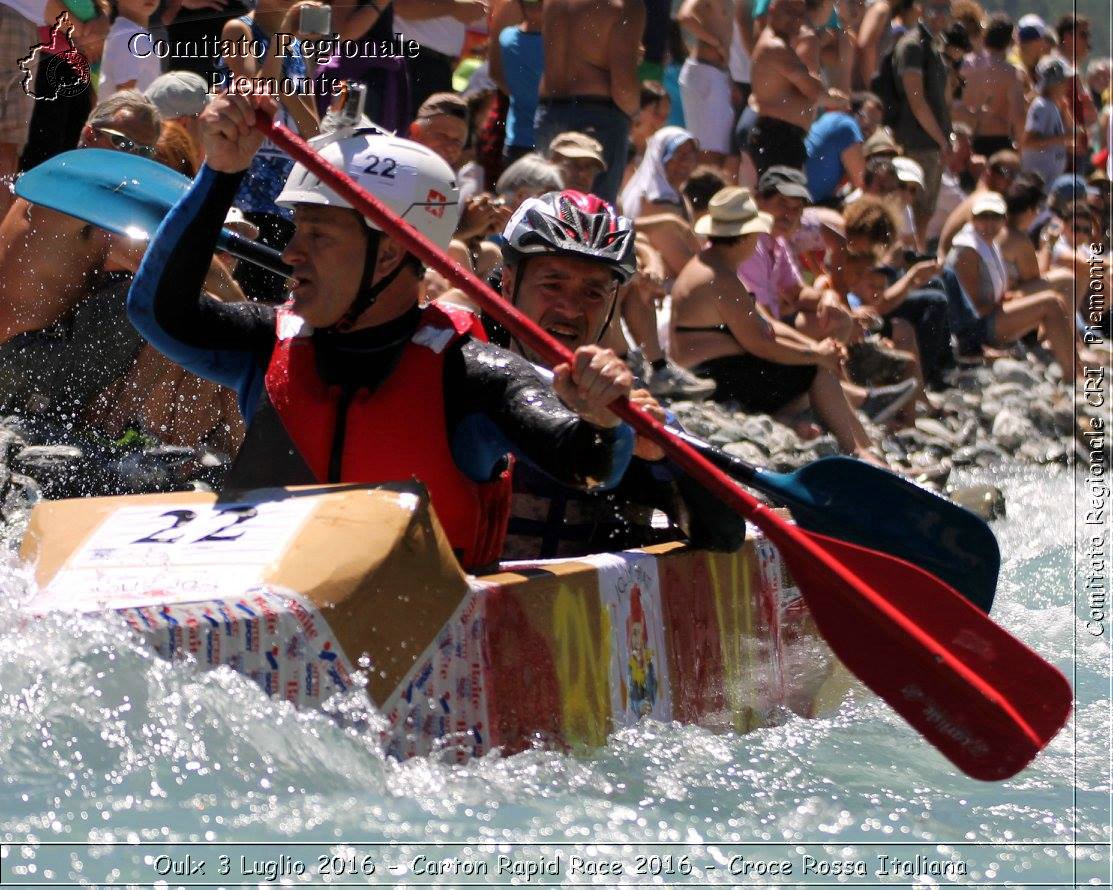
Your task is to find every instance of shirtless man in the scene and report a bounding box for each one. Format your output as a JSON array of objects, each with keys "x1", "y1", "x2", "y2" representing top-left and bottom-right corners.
[
  {"x1": 936, "y1": 149, "x2": 1020, "y2": 258},
  {"x1": 677, "y1": 0, "x2": 734, "y2": 165},
  {"x1": 534, "y1": 0, "x2": 645, "y2": 203},
  {"x1": 746, "y1": 0, "x2": 847, "y2": 177},
  {"x1": 0, "y1": 91, "x2": 243, "y2": 447},
  {"x1": 958, "y1": 14, "x2": 1026, "y2": 157}
]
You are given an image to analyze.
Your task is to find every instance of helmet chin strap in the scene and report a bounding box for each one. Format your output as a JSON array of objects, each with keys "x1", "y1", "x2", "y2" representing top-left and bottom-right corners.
[{"x1": 327, "y1": 224, "x2": 411, "y2": 333}]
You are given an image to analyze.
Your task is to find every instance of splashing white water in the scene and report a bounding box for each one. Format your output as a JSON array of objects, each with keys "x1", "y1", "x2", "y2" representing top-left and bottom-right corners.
[{"x1": 0, "y1": 466, "x2": 1108, "y2": 886}]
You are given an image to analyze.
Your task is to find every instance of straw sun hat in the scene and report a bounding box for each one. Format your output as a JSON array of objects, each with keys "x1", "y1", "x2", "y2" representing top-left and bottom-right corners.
[{"x1": 694, "y1": 187, "x2": 774, "y2": 238}]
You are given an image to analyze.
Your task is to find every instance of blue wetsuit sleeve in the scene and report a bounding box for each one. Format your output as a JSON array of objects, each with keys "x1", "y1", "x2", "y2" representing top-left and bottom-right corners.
[{"x1": 127, "y1": 165, "x2": 277, "y2": 421}]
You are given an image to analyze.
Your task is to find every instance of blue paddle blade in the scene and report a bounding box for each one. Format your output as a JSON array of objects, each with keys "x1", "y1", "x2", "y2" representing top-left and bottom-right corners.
[
  {"x1": 758, "y1": 457, "x2": 1000, "y2": 613},
  {"x1": 15, "y1": 148, "x2": 190, "y2": 241},
  {"x1": 15, "y1": 148, "x2": 291, "y2": 276}
]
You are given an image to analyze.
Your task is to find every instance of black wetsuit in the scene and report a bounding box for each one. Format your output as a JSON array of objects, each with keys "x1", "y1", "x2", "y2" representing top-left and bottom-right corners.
[
  {"x1": 484, "y1": 321, "x2": 747, "y2": 559},
  {"x1": 126, "y1": 165, "x2": 634, "y2": 494}
]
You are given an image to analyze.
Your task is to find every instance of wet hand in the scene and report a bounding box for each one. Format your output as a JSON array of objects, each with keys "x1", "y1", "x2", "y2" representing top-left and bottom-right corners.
[
  {"x1": 630, "y1": 389, "x2": 667, "y2": 461},
  {"x1": 552, "y1": 346, "x2": 634, "y2": 429},
  {"x1": 200, "y1": 91, "x2": 277, "y2": 173}
]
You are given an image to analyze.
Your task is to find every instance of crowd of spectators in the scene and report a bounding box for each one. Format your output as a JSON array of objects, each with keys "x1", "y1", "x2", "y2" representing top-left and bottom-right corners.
[{"x1": 0, "y1": 0, "x2": 1110, "y2": 470}]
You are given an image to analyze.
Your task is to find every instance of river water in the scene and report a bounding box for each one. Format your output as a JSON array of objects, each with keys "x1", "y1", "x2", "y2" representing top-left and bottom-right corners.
[{"x1": 0, "y1": 465, "x2": 1108, "y2": 887}]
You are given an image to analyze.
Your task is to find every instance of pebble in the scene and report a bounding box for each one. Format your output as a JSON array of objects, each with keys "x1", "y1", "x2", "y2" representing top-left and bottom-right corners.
[
  {"x1": 991, "y1": 358, "x2": 1041, "y2": 388},
  {"x1": 723, "y1": 441, "x2": 767, "y2": 466},
  {"x1": 991, "y1": 409, "x2": 1037, "y2": 452},
  {"x1": 949, "y1": 484, "x2": 1007, "y2": 520}
]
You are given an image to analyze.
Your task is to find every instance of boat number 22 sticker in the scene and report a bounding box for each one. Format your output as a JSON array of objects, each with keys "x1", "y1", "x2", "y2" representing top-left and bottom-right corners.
[{"x1": 131, "y1": 506, "x2": 259, "y2": 546}]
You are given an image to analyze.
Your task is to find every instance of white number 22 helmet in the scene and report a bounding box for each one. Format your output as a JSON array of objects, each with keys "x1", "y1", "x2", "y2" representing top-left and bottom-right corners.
[{"x1": 276, "y1": 128, "x2": 460, "y2": 250}]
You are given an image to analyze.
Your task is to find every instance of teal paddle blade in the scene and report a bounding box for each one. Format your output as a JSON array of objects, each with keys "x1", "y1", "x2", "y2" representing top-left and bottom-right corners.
[{"x1": 759, "y1": 457, "x2": 1000, "y2": 613}]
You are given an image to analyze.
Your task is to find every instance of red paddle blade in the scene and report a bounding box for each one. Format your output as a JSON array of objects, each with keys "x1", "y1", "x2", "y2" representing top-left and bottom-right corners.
[{"x1": 764, "y1": 525, "x2": 1072, "y2": 781}]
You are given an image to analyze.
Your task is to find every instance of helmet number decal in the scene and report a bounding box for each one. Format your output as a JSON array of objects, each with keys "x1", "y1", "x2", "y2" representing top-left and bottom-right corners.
[{"x1": 361, "y1": 155, "x2": 397, "y2": 179}]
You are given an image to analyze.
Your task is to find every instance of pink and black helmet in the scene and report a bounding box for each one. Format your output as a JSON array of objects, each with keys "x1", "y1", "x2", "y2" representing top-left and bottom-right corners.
[{"x1": 501, "y1": 190, "x2": 638, "y2": 284}]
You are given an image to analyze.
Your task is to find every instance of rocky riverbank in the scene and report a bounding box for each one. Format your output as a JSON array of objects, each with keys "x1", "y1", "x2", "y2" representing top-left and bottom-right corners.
[
  {"x1": 0, "y1": 352, "x2": 1103, "y2": 540},
  {"x1": 668, "y1": 354, "x2": 1104, "y2": 517}
]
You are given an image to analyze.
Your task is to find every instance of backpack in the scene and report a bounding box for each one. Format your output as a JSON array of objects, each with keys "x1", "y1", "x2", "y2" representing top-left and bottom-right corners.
[
  {"x1": 870, "y1": 47, "x2": 903, "y2": 128},
  {"x1": 871, "y1": 26, "x2": 935, "y2": 129}
]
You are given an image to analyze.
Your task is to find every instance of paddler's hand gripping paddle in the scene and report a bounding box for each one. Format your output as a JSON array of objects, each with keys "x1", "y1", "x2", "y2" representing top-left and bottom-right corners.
[{"x1": 254, "y1": 111, "x2": 1071, "y2": 781}]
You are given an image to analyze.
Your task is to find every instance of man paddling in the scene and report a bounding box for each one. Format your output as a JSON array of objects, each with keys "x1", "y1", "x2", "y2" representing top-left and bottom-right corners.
[
  {"x1": 489, "y1": 189, "x2": 746, "y2": 558},
  {"x1": 127, "y1": 92, "x2": 637, "y2": 572}
]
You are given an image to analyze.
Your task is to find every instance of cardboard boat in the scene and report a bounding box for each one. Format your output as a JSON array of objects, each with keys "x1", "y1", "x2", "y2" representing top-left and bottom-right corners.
[{"x1": 19, "y1": 483, "x2": 850, "y2": 760}]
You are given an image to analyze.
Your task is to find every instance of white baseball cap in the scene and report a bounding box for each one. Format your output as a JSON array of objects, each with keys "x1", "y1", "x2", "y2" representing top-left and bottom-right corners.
[{"x1": 893, "y1": 157, "x2": 925, "y2": 189}]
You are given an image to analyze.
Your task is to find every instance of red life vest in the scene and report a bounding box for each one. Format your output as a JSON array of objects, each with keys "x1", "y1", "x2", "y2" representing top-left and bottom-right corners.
[{"x1": 264, "y1": 302, "x2": 512, "y2": 571}]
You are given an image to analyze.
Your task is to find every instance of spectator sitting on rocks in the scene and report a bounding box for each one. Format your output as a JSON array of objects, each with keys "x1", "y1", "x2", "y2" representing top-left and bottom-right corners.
[
  {"x1": 684, "y1": 164, "x2": 729, "y2": 227},
  {"x1": 999, "y1": 175, "x2": 1078, "y2": 303},
  {"x1": 739, "y1": 166, "x2": 829, "y2": 320},
  {"x1": 1047, "y1": 199, "x2": 1112, "y2": 311},
  {"x1": 441, "y1": 153, "x2": 564, "y2": 291},
  {"x1": 410, "y1": 92, "x2": 471, "y2": 172},
  {"x1": 944, "y1": 191, "x2": 1084, "y2": 380},
  {"x1": 619, "y1": 126, "x2": 702, "y2": 276},
  {"x1": 410, "y1": 93, "x2": 512, "y2": 274},
  {"x1": 615, "y1": 128, "x2": 716, "y2": 398},
  {"x1": 671, "y1": 187, "x2": 896, "y2": 460},
  {"x1": 837, "y1": 196, "x2": 949, "y2": 395},
  {"x1": 937, "y1": 149, "x2": 1021, "y2": 256}
]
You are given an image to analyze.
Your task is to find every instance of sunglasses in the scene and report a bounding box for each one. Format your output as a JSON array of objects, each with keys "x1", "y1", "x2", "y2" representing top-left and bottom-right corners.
[
  {"x1": 973, "y1": 212, "x2": 1005, "y2": 221},
  {"x1": 93, "y1": 126, "x2": 157, "y2": 158}
]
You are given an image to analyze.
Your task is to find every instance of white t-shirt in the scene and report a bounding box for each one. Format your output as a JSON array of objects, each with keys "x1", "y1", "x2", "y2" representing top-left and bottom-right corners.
[
  {"x1": 1, "y1": 0, "x2": 47, "y2": 25},
  {"x1": 393, "y1": 14, "x2": 465, "y2": 56},
  {"x1": 1021, "y1": 95, "x2": 1066, "y2": 188},
  {"x1": 728, "y1": 19, "x2": 751, "y2": 84},
  {"x1": 99, "y1": 16, "x2": 161, "y2": 93}
]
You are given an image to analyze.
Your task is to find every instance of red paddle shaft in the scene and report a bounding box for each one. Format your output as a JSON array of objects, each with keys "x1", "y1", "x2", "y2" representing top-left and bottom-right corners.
[
  {"x1": 255, "y1": 114, "x2": 1065, "y2": 776},
  {"x1": 255, "y1": 115, "x2": 772, "y2": 518}
]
